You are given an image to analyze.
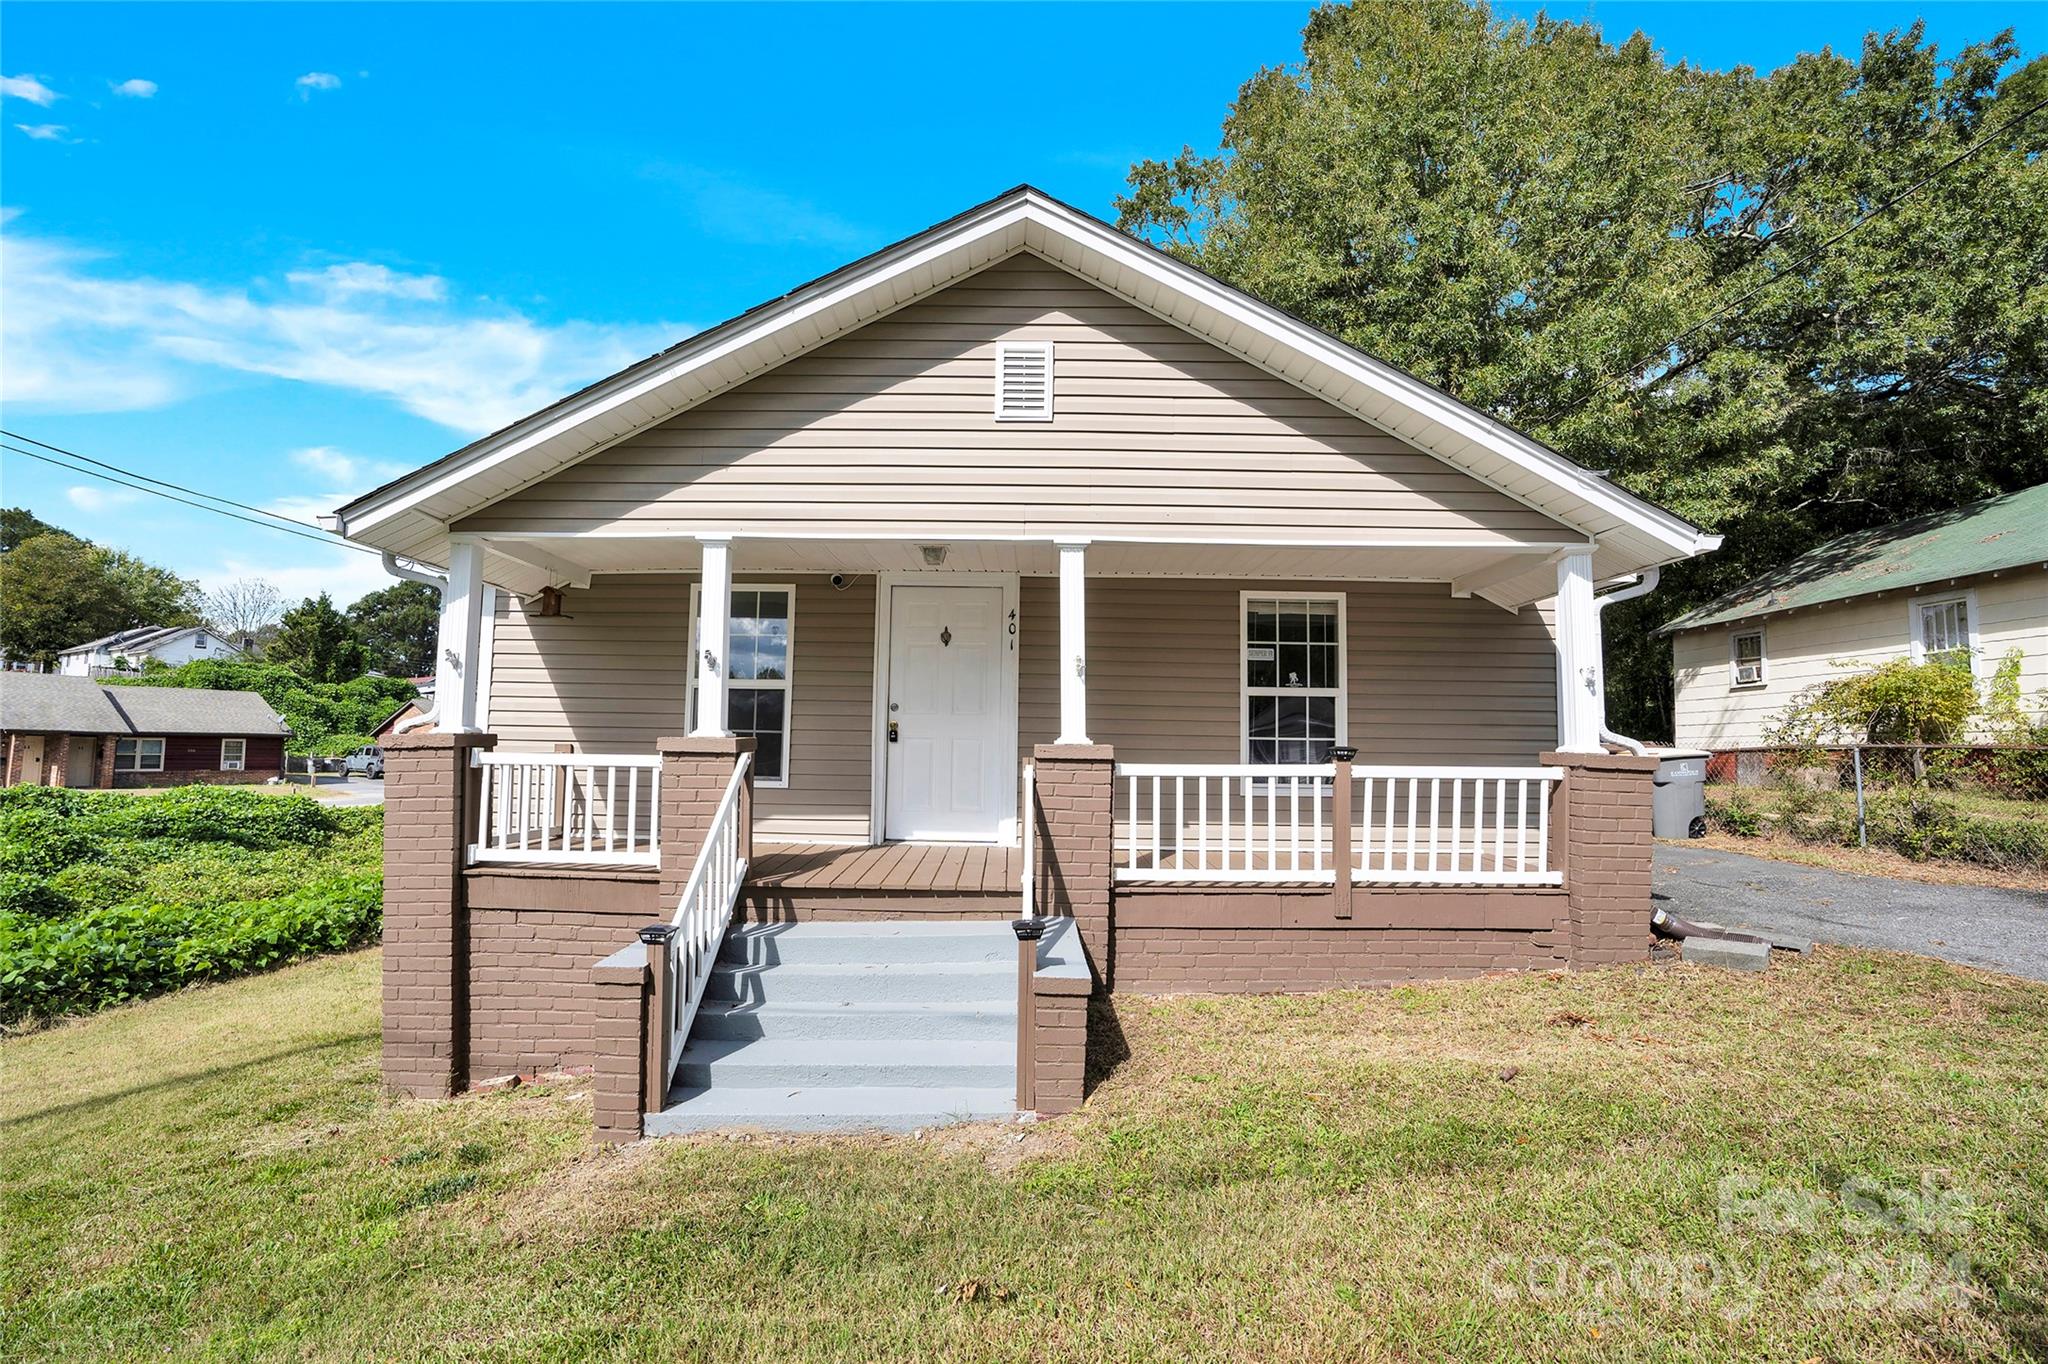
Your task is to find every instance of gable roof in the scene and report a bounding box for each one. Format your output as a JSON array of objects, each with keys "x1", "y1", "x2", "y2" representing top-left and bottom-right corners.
[
  {"x1": 1660, "y1": 482, "x2": 2048, "y2": 634},
  {"x1": 329, "y1": 185, "x2": 1718, "y2": 604},
  {"x1": 1, "y1": 673, "x2": 291, "y2": 737},
  {"x1": 58, "y1": 625, "x2": 228, "y2": 658}
]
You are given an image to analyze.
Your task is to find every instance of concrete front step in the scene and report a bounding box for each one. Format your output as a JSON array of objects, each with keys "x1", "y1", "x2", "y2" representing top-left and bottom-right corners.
[
  {"x1": 648, "y1": 1083, "x2": 1019, "y2": 1135},
  {"x1": 706, "y1": 959, "x2": 1015, "y2": 1007},
  {"x1": 694, "y1": 999, "x2": 1016, "y2": 1042},
  {"x1": 720, "y1": 920, "x2": 1014, "y2": 967},
  {"x1": 674, "y1": 1037, "x2": 1015, "y2": 1089}
]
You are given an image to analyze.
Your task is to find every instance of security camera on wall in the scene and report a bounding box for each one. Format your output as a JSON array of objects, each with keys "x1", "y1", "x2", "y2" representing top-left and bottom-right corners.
[{"x1": 830, "y1": 574, "x2": 850, "y2": 590}]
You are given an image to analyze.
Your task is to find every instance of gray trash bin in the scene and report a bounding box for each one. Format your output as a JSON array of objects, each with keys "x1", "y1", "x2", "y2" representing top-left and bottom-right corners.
[{"x1": 1650, "y1": 749, "x2": 1710, "y2": 839}]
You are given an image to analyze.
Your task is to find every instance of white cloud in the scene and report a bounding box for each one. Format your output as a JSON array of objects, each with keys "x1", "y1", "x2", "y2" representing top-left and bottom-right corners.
[
  {"x1": 285, "y1": 262, "x2": 445, "y2": 302},
  {"x1": 198, "y1": 548, "x2": 398, "y2": 610},
  {"x1": 65, "y1": 484, "x2": 143, "y2": 512},
  {"x1": 14, "y1": 124, "x2": 72, "y2": 143},
  {"x1": 287, "y1": 445, "x2": 408, "y2": 489},
  {"x1": 1, "y1": 75, "x2": 59, "y2": 106},
  {"x1": 295, "y1": 72, "x2": 341, "y2": 98},
  {"x1": 0, "y1": 223, "x2": 680, "y2": 433},
  {"x1": 111, "y1": 78, "x2": 157, "y2": 99}
]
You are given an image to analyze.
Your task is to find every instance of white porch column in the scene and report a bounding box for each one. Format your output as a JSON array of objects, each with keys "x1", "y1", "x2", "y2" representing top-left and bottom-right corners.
[
  {"x1": 1056, "y1": 540, "x2": 1090, "y2": 745},
  {"x1": 1554, "y1": 550, "x2": 1604, "y2": 753},
  {"x1": 692, "y1": 535, "x2": 733, "y2": 738},
  {"x1": 435, "y1": 537, "x2": 486, "y2": 732}
]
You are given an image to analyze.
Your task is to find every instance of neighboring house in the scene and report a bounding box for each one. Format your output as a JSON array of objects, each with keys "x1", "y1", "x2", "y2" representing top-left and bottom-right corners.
[
  {"x1": 1661, "y1": 483, "x2": 2048, "y2": 757},
  {"x1": 328, "y1": 186, "x2": 1721, "y2": 1140},
  {"x1": 1, "y1": 651, "x2": 45, "y2": 674},
  {"x1": 370, "y1": 677, "x2": 435, "y2": 739},
  {"x1": 1, "y1": 673, "x2": 292, "y2": 788},
  {"x1": 56, "y1": 625, "x2": 248, "y2": 678}
]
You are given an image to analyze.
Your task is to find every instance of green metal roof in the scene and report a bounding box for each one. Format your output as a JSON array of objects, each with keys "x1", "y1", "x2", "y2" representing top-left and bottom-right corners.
[{"x1": 1659, "y1": 482, "x2": 2048, "y2": 634}]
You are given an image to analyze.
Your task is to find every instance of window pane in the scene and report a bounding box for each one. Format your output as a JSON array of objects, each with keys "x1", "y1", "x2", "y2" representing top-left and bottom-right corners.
[
  {"x1": 752, "y1": 688, "x2": 786, "y2": 732},
  {"x1": 752, "y1": 731, "x2": 785, "y2": 783},
  {"x1": 751, "y1": 636, "x2": 788, "y2": 681},
  {"x1": 1249, "y1": 739, "x2": 1277, "y2": 765},
  {"x1": 1248, "y1": 694, "x2": 1277, "y2": 738},
  {"x1": 1277, "y1": 643, "x2": 1308, "y2": 688},
  {"x1": 1308, "y1": 640, "x2": 1338, "y2": 689},
  {"x1": 1246, "y1": 647, "x2": 1275, "y2": 689},
  {"x1": 1308, "y1": 603, "x2": 1337, "y2": 642},
  {"x1": 1276, "y1": 694, "x2": 1307, "y2": 736},
  {"x1": 1306, "y1": 697, "x2": 1335, "y2": 739},
  {"x1": 115, "y1": 739, "x2": 136, "y2": 759},
  {"x1": 1247, "y1": 601, "x2": 1278, "y2": 642}
]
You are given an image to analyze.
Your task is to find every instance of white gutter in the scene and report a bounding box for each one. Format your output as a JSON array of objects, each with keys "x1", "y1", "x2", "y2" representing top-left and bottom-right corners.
[
  {"x1": 381, "y1": 552, "x2": 447, "y2": 734},
  {"x1": 1591, "y1": 567, "x2": 1661, "y2": 755}
]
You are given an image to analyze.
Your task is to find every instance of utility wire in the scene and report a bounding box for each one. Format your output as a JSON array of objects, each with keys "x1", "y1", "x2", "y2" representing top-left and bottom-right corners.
[
  {"x1": 1560, "y1": 91, "x2": 2048, "y2": 417},
  {"x1": 0, "y1": 442, "x2": 384, "y2": 555},
  {"x1": 0, "y1": 427, "x2": 340, "y2": 536}
]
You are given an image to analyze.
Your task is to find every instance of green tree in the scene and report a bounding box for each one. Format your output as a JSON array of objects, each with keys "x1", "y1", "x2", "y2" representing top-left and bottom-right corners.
[
  {"x1": 107, "y1": 659, "x2": 417, "y2": 756},
  {"x1": 346, "y1": 581, "x2": 440, "y2": 677},
  {"x1": 0, "y1": 532, "x2": 201, "y2": 665},
  {"x1": 266, "y1": 594, "x2": 369, "y2": 684},
  {"x1": 1121, "y1": 3, "x2": 2048, "y2": 739},
  {"x1": 0, "y1": 507, "x2": 65, "y2": 553}
]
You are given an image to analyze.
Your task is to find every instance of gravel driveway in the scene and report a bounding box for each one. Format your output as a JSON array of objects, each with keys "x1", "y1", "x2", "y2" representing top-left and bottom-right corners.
[{"x1": 1654, "y1": 842, "x2": 2048, "y2": 983}]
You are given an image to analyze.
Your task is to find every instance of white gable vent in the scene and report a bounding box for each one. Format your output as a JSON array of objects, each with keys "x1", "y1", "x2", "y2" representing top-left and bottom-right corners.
[{"x1": 994, "y1": 341, "x2": 1053, "y2": 421}]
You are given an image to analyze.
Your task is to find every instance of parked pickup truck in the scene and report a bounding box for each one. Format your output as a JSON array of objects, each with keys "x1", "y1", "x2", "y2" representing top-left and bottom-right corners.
[{"x1": 343, "y1": 746, "x2": 385, "y2": 779}]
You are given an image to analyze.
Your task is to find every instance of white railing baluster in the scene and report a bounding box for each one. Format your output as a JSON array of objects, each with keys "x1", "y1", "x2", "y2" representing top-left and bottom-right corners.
[
  {"x1": 466, "y1": 752, "x2": 666, "y2": 867},
  {"x1": 662, "y1": 751, "x2": 753, "y2": 1074},
  {"x1": 1107, "y1": 763, "x2": 1561, "y2": 888}
]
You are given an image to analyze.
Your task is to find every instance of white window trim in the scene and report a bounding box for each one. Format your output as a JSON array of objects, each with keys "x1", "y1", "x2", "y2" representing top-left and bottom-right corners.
[
  {"x1": 115, "y1": 736, "x2": 165, "y2": 773},
  {"x1": 1907, "y1": 589, "x2": 1981, "y2": 677},
  {"x1": 1238, "y1": 590, "x2": 1349, "y2": 764},
  {"x1": 686, "y1": 581, "x2": 796, "y2": 789},
  {"x1": 1728, "y1": 627, "x2": 1767, "y2": 690},
  {"x1": 993, "y1": 340, "x2": 1054, "y2": 422},
  {"x1": 220, "y1": 738, "x2": 246, "y2": 771}
]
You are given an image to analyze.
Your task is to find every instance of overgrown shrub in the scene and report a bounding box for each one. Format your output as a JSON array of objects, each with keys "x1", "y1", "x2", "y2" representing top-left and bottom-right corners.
[
  {"x1": 1707, "y1": 789, "x2": 1766, "y2": 837},
  {"x1": 0, "y1": 786, "x2": 382, "y2": 1025},
  {"x1": 0, "y1": 873, "x2": 381, "y2": 1023}
]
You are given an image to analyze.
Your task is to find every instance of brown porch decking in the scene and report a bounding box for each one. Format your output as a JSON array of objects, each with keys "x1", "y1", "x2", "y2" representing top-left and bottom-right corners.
[{"x1": 751, "y1": 842, "x2": 1022, "y2": 893}]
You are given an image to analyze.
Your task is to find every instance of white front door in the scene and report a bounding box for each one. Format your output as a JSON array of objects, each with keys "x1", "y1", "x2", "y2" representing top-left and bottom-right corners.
[{"x1": 884, "y1": 585, "x2": 1007, "y2": 841}]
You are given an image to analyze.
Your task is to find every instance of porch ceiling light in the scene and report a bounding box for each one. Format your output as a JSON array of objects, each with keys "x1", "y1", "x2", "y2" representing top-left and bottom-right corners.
[{"x1": 919, "y1": 544, "x2": 949, "y2": 567}]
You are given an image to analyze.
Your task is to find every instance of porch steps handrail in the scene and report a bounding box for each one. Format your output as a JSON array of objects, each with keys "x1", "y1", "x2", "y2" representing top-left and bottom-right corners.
[
  {"x1": 1019, "y1": 762, "x2": 1036, "y2": 916},
  {"x1": 1113, "y1": 761, "x2": 1563, "y2": 887},
  {"x1": 468, "y1": 750, "x2": 662, "y2": 867},
  {"x1": 662, "y1": 751, "x2": 754, "y2": 1086}
]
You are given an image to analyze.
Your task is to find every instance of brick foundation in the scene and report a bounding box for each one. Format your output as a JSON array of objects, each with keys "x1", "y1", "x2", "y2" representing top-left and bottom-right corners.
[
  {"x1": 380, "y1": 730, "x2": 494, "y2": 1099},
  {"x1": 590, "y1": 941, "x2": 652, "y2": 1145},
  {"x1": 1031, "y1": 743, "x2": 1113, "y2": 984},
  {"x1": 1543, "y1": 749, "x2": 1658, "y2": 966}
]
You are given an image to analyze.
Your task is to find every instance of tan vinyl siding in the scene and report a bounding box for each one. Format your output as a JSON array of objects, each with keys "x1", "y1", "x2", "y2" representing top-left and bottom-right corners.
[
  {"x1": 486, "y1": 573, "x2": 1560, "y2": 841},
  {"x1": 484, "y1": 573, "x2": 873, "y2": 841},
  {"x1": 459, "y1": 255, "x2": 1573, "y2": 547},
  {"x1": 1672, "y1": 568, "x2": 2048, "y2": 749}
]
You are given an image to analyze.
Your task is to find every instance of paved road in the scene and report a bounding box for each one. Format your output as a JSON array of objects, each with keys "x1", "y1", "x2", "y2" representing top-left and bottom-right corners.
[{"x1": 1654, "y1": 842, "x2": 2048, "y2": 983}]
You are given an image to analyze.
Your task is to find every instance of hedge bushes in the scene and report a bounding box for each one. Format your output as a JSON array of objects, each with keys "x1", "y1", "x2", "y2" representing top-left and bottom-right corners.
[{"x1": 0, "y1": 786, "x2": 382, "y2": 1026}]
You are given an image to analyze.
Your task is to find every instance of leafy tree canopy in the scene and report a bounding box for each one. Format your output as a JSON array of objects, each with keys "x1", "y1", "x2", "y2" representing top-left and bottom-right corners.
[
  {"x1": 106, "y1": 660, "x2": 416, "y2": 756},
  {"x1": 1120, "y1": 1, "x2": 2048, "y2": 737},
  {"x1": 0, "y1": 507, "x2": 66, "y2": 554},
  {"x1": 0, "y1": 532, "x2": 201, "y2": 665},
  {"x1": 266, "y1": 593, "x2": 369, "y2": 685},
  {"x1": 346, "y1": 580, "x2": 439, "y2": 678}
]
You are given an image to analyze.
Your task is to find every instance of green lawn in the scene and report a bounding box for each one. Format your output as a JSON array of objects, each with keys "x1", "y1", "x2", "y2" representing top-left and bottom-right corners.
[{"x1": 4, "y1": 947, "x2": 2044, "y2": 1361}]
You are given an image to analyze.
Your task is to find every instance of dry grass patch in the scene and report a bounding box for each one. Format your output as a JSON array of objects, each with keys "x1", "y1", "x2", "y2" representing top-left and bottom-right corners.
[{"x1": 4, "y1": 946, "x2": 2045, "y2": 1362}]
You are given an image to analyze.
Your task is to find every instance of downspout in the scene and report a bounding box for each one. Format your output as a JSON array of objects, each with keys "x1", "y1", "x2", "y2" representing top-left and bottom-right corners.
[
  {"x1": 381, "y1": 552, "x2": 446, "y2": 734},
  {"x1": 1590, "y1": 567, "x2": 1660, "y2": 756}
]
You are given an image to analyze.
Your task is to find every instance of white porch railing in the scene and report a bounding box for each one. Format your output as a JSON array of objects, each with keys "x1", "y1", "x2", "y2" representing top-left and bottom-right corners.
[
  {"x1": 1113, "y1": 762, "x2": 1563, "y2": 887},
  {"x1": 1354, "y1": 767, "x2": 1562, "y2": 886},
  {"x1": 468, "y1": 751, "x2": 662, "y2": 867},
  {"x1": 1020, "y1": 761, "x2": 1037, "y2": 915},
  {"x1": 660, "y1": 751, "x2": 753, "y2": 1082},
  {"x1": 1118, "y1": 763, "x2": 1337, "y2": 883}
]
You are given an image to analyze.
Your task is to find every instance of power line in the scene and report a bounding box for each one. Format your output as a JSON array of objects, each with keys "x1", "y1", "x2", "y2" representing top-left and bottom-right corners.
[
  {"x1": 0, "y1": 442, "x2": 384, "y2": 555},
  {"x1": 1561, "y1": 91, "x2": 2048, "y2": 418},
  {"x1": 0, "y1": 427, "x2": 340, "y2": 536}
]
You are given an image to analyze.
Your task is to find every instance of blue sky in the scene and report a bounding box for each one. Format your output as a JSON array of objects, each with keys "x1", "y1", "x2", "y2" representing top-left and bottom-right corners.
[{"x1": 3, "y1": 1, "x2": 2039, "y2": 607}]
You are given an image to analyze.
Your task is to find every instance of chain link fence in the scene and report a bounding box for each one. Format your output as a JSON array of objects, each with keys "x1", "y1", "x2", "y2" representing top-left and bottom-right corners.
[{"x1": 1702, "y1": 745, "x2": 2048, "y2": 874}]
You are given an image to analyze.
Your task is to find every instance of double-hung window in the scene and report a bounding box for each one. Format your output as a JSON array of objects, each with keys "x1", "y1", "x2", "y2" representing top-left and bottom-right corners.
[
  {"x1": 1242, "y1": 594, "x2": 1345, "y2": 765},
  {"x1": 687, "y1": 584, "x2": 794, "y2": 786},
  {"x1": 115, "y1": 737, "x2": 165, "y2": 773},
  {"x1": 1730, "y1": 630, "x2": 1766, "y2": 688},
  {"x1": 220, "y1": 738, "x2": 246, "y2": 771},
  {"x1": 1913, "y1": 595, "x2": 1975, "y2": 674}
]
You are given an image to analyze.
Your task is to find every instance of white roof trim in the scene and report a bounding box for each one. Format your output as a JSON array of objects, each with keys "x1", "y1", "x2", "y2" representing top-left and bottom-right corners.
[{"x1": 332, "y1": 187, "x2": 1717, "y2": 584}]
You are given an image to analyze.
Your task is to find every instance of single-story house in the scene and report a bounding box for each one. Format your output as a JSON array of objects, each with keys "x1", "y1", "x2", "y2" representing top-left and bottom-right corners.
[
  {"x1": 328, "y1": 186, "x2": 1721, "y2": 1141},
  {"x1": 1, "y1": 673, "x2": 292, "y2": 787},
  {"x1": 1661, "y1": 483, "x2": 2047, "y2": 765},
  {"x1": 56, "y1": 624, "x2": 251, "y2": 678},
  {"x1": 371, "y1": 677, "x2": 436, "y2": 738}
]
